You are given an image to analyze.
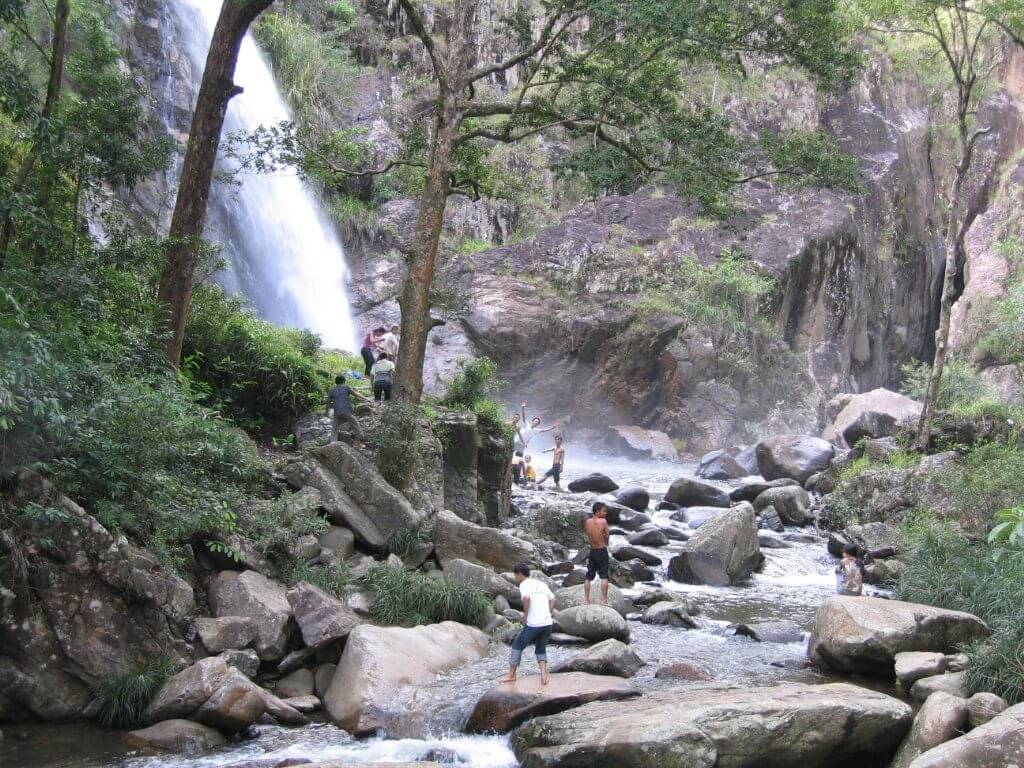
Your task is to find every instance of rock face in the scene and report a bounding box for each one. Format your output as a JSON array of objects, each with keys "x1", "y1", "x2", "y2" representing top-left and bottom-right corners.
[
  {"x1": 123, "y1": 719, "x2": 226, "y2": 755},
  {"x1": 826, "y1": 389, "x2": 923, "y2": 446},
  {"x1": 553, "y1": 605, "x2": 630, "y2": 642},
  {"x1": 511, "y1": 683, "x2": 912, "y2": 768},
  {"x1": 466, "y1": 672, "x2": 639, "y2": 733},
  {"x1": 663, "y1": 477, "x2": 730, "y2": 508},
  {"x1": 323, "y1": 622, "x2": 490, "y2": 735},
  {"x1": 433, "y1": 510, "x2": 539, "y2": 571},
  {"x1": 907, "y1": 702, "x2": 1024, "y2": 768},
  {"x1": 208, "y1": 570, "x2": 293, "y2": 660},
  {"x1": 604, "y1": 426, "x2": 678, "y2": 461},
  {"x1": 566, "y1": 473, "x2": 619, "y2": 493},
  {"x1": 756, "y1": 435, "x2": 835, "y2": 483},
  {"x1": 550, "y1": 639, "x2": 645, "y2": 678},
  {"x1": 890, "y1": 692, "x2": 969, "y2": 768},
  {"x1": 286, "y1": 581, "x2": 362, "y2": 649},
  {"x1": 808, "y1": 596, "x2": 990, "y2": 676},
  {"x1": 668, "y1": 503, "x2": 761, "y2": 586}
]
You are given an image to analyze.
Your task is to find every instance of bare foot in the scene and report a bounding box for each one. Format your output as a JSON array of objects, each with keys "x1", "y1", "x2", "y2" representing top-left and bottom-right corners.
[
  {"x1": 541, "y1": 672, "x2": 550, "y2": 685},
  {"x1": 600, "y1": 599, "x2": 608, "y2": 606},
  {"x1": 497, "y1": 675, "x2": 517, "y2": 684}
]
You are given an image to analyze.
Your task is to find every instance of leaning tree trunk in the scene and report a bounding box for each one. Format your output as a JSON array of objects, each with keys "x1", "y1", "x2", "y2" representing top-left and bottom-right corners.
[
  {"x1": 156, "y1": 0, "x2": 275, "y2": 367},
  {"x1": 0, "y1": 0, "x2": 70, "y2": 268}
]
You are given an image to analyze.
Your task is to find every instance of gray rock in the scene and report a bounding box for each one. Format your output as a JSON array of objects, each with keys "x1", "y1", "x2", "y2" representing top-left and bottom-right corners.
[
  {"x1": 653, "y1": 662, "x2": 714, "y2": 681},
  {"x1": 967, "y1": 691, "x2": 1007, "y2": 727},
  {"x1": 753, "y1": 485, "x2": 811, "y2": 526},
  {"x1": 911, "y1": 672, "x2": 968, "y2": 702},
  {"x1": 277, "y1": 647, "x2": 316, "y2": 675},
  {"x1": 276, "y1": 668, "x2": 315, "y2": 699},
  {"x1": 828, "y1": 521, "x2": 899, "y2": 557},
  {"x1": 826, "y1": 388, "x2": 922, "y2": 447},
  {"x1": 442, "y1": 558, "x2": 521, "y2": 604},
  {"x1": 667, "y1": 503, "x2": 761, "y2": 586},
  {"x1": 553, "y1": 584, "x2": 629, "y2": 617},
  {"x1": 287, "y1": 534, "x2": 321, "y2": 562},
  {"x1": 640, "y1": 601, "x2": 697, "y2": 628},
  {"x1": 286, "y1": 581, "x2": 362, "y2": 649},
  {"x1": 209, "y1": 571, "x2": 293, "y2": 661},
  {"x1": 314, "y1": 663, "x2": 336, "y2": 698},
  {"x1": 664, "y1": 477, "x2": 730, "y2": 508},
  {"x1": 614, "y1": 486, "x2": 650, "y2": 512},
  {"x1": 729, "y1": 477, "x2": 799, "y2": 503},
  {"x1": 143, "y1": 657, "x2": 229, "y2": 724},
  {"x1": 907, "y1": 701, "x2": 1024, "y2": 768},
  {"x1": 696, "y1": 449, "x2": 747, "y2": 480},
  {"x1": 194, "y1": 617, "x2": 257, "y2": 654},
  {"x1": 604, "y1": 426, "x2": 678, "y2": 461},
  {"x1": 283, "y1": 695, "x2": 321, "y2": 713},
  {"x1": 218, "y1": 649, "x2": 259, "y2": 679},
  {"x1": 675, "y1": 506, "x2": 727, "y2": 528},
  {"x1": 553, "y1": 605, "x2": 630, "y2": 642},
  {"x1": 944, "y1": 653, "x2": 969, "y2": 672},
  {"x1": 756, "y1": 434, "x2": 836, "y2": 483},
  {"x1": 625, "y1": 528, "x2": 668, "y2": 547},
  {"x1": 890, "y1": 691, "x2": 969, "y2": 768},
  {"x1": 734, "y1": 620, "x2": 803, "y2": 643},
  {"x1": 293, "y1": 412, "x2": 334, "y2": 449},
  {"x1": 194, "y1": 669, "x2": 268, "y2": 733},
  {"x1": 566, "y1": 473, "x2": 618, "y2": 493},
  {"x1": 611, "y1": 545, "x2": 662, "y2": 566},
  {"x1": 757, "y1": 532, "x2": 792, "y2": 548},
  {"x1": 433, "y1": 510, "x2": 539, "y2": 571},
  {"x1": 550, "y1": 639, "x2": 646, "y2": 678},
  {"x1": 757, "y1": 504, "x2": 785, "y2": 532},
  {"x1": 123, "y1": 720, "x2": 226, "y2": 755},
  {"x1": 317, "y1": 526, "x2": 355, "y2": 560},
  {"x1": 894, "y1": 652, "x2": 947, "y2": 688}
]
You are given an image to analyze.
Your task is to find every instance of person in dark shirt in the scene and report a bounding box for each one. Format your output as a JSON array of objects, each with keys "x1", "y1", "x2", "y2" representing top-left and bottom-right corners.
[{"x1": 325, "y1": 374, "x2": 366, "y2": 443}]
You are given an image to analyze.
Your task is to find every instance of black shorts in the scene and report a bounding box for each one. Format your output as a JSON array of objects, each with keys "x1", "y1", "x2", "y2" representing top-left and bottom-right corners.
[
  {"x1": 586, "y1": 547, "x2": 610, "y2": 580},
  {"x1": 543, "y1": 463, "x2": 562, "y2": 483}
]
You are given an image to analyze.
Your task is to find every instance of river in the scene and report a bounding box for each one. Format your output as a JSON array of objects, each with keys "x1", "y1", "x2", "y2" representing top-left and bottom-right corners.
[{"x1": 0, "y1": 454, "x2": 872, "y2": 768}]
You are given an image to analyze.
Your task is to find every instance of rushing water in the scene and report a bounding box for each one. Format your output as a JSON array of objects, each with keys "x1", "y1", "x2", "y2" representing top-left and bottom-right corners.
[
  {"x1": 166, "y1": 0, "x2": 357, "y2": 350},
  {"x1": 2, "y1": 456, "x2": 865, "y2": 768}
]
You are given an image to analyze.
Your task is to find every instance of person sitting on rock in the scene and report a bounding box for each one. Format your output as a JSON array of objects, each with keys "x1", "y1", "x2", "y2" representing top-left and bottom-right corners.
[
  {"x1": 583, "y1": 501, "x2": 611, "y2": 606},
  {"x1": 370, "y1": 352, "x2": 395, "y2": 402},
  {"x1": 524, "y1": 454, "x2": 537, "y2": 485},
  {"x1": 325, "y1": 374, "x2": 368, "y2": 445},
  {"x1": 499, "y1": 563, "x2": 555, "y2": 686},
  {"x1": 835, "y1": 543, "x2": 864, "y2": 596},
  {"x1": 511, "y1": 451, "x2": 526, "y2": 485},
  {"x1": 536, "y1": 435, "x2": 565, "y2": 490}
]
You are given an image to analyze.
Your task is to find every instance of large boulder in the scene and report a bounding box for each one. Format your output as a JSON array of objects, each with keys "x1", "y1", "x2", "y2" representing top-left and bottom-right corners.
[
  {"x1": 194, "y1": 668, "x2": 268, "y2": 733},
  {"x1": 910, "y1": 672, "x2": 967, "y2": 702},
  {"x1": 323, "y1": 622, "x2": 490, "y2": 735},
  {"x1": 753, "y1": 486, "x2": 811, "y2": 526},
  {"x1": 826, "y1": 389, "x2": 922, "y2": 447},
  {"x1": 123, "y1": 720, "x2": 226, "y2": 755},
  {"x1": 663, "y1": 477, "x2": 730, "y2": 508},
  {"x1": 433, "y1": 510, "x2": 539, "y2": 571},
  {"x1": 614, "y1": 486, "x2": 650, "y2": 512},
  {"x1": 729, "y1": 478, "x2": 799, "y2": 503},
  {"x1": 890, "y1": 692, "x2": 969, "y2": 768},
  {"x1": 828, "y1": 521, "x2": 899, "y2": 557},
  {"x1": 143, "y1": 657, "x2": 229, "y2": 723},
  {"x1": 626, "y1": 528, "x2": 668, "y2": 547},
  {"x1": 282, "y1": 457, "x2": 387, "y2": 549},
  {"x1": 193, "y1": 617, "x2": 257, "y2": 654},
  {"x1": 466, "y1": 672, "x2": 640, "y2": 733},
  {"x1": 553, "y1": 584, "x2": 629, "y2": 618},
  {"x1": 756, "y1": 434, "x2": 835, "y2": 483},
  {"x1": 208, "y1": 570, "x2": 293, "y2": 660},
  {"x1": 553, "y1": 605, "x2": 630, "y2": 642},
  {"x1": 550, "y1": 639, "x2": 645, "y2": 678},
  {"x1": 667, "y1": 503, "x2": 761, "y2": 586},
  {"x1": 318, "y1": 526, "x2": 356, "y2": 560},
  {"x1": 286, "y1": 581, "x2": 362, "y2": 649},
  {"x1": 907, "y1": 702, "x2": 1024, "y2": 768},
  {"x1": 640, "y1": 601, "x2": 697, "y2": 628},
  {"x1": 566, "y1": 473, "x2": 619, "y2": 493},
  {"x1": 605, "y1": 425, "x2": 678, "y2": 460},
  {"x1": 734, "y1": 620, "x2": 803, "y2": 644},
  {"x1": 511, "y1": 683, "x2": 912, "y2": 768},
  {"x1": 808, "y1": 596, "x2": 990, "y2": 676},
  {"x1": 696, "y1": 449, "x2": 747, "y2": 480},
  {"x1": 612, "y1": 545, "x2": 661, "y2": 566},
  {"x1": 442, "y1": 558, "x2": 521, "y2": 604},
  {"x1": 894, "y1": 652, "x2": 947, "y2": 688}
]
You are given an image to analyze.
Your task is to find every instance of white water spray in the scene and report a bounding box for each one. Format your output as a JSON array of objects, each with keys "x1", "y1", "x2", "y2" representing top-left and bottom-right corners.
[{"x1": 170, "y1": 0, "x2": 357, "y2": 350}]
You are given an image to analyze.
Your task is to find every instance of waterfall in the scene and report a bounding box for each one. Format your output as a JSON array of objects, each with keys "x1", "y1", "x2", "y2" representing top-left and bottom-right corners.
[{"x1": 169, "y1": 0, "x2": 358, "y2": 351}]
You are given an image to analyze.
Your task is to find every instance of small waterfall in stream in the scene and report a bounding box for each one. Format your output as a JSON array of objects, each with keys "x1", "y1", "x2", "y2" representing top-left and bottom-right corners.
[{"x1": 168, "y1": 0, "x2": 357, "y2": 351}]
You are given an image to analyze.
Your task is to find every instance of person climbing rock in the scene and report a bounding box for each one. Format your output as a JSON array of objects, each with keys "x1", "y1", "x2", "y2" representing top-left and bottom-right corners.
[
  {"x1": 325, "y1": 374, "x2": 367, "y2": 444},
  {"x1": 835, "y1": 543, "x2": 864, "y2": 596},
  {"x1": 378, "y1": 324, "x2": 400, "y2": 359},
  {"x1": 360, "y1": 326, "x2": 384, "y2": 377},
  {"x1": 371, "y1": 352, "x2": 395, "y2": 402},
  {"x1": 516, "y1": 401, "x2": 556, "y2": 452},
  {"x1": 583, "y1": 501, "x2": 611, "y2": 606},
  {"x1": 536, "y1": 435, "x2": 565, "y2": 490},
  {"x1": 499, "y1": 563, "x2": 556, "y2": 686}
]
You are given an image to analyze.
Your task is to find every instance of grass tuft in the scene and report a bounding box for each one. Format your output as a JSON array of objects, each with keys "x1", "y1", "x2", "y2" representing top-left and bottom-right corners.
[
  {"x1": 95, "y1": 655, "x2": 175, "y2": 729},
  {"x1": 360, "y1": 563, "x2": 493, "y2": 628}
]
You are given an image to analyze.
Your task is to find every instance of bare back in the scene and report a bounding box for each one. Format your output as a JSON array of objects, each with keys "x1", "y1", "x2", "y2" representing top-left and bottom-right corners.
[{"x1": 584, "y1": 516, "x2": 609, "y2": 549}]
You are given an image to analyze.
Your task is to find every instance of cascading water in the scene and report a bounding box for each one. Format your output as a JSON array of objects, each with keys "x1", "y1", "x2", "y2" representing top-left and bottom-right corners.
[{"x1": 168, "y1": 0, "x2": 357, "y2": 350}]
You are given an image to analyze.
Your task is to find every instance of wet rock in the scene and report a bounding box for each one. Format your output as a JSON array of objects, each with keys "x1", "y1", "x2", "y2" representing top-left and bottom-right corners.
[
  {"x1": 511, "y1": 683, "x2": 912, "y2": 767},
  {"x1": 286, "y1": 582, "x2": 361, "y2": 649},
  {"x1": 770, "y1": 659, "x2": 812, "y2": 671},
  {"x1": 654, "y1": 662, "x2": 714, "y2": 681},
  {"x1": 905, "y1": 701, "x2": 1024, "y2": 768},
  {"x1": 566, "y1": 473, "x2": 619, "y2": 493},
  {"x1": 757, "y1": 504, "x2": 785, "y2": 532},
  {"x1": 890, "y1": 691, "x2": 969, "y2": 768},
  {"x1": 553, "y1": 584, "x2": 629, "y2": 617},
  {"x1": 753, "y1": 486, "x2": 811, "y2": 526},
  {"x1": 734, "y1": 620, "x2": 803, "y2": 643},
  {"x1": 194, "y1": 617, "x2": 257, "y2": 654},
  {"x1": 729, "y1": 477, "x2": 799, "y2": 503},
  {"x1": 276, "y1": 669, "x2": 315, "y2": 699},
  {"x1": 553, "y1": 605, "x2": 630, "y2": 642},
  {"x1": 672, "y1": 506, "x2": 725, "y2": 528},
  {"x1": 277, "y1": 647, "x2": 316, "y2": 676},
  {"x1": 317, "y1": 526, "x2": 355, "y2": 560},
  {"x1": 195, "y1": 669, "x2": 268, "y2": 733},
  {"x1": 656, "y1": 500, "x2": 680, "y2": 511},
  {"x1": 611, "y1": 546, "x2": 661, "y2": 566},
  {"x1": 313, "y1": 664, "x2": 336, "y2": 698},
  {"x1": 144, "y1": 657, "x2": 229, "y2": 724},
  {"x1": 967, "y1": 691, "x2": 1007, "y2": 727},
  {"x1": 441, "y1": 558, "x2": 521, "y2": 604},
  {"x1": 625, "y1": 528, "x2": 668, "y2": 548},
  {"x1": 604, "y1": 425, "x2": 678, "y2": 461},
  {"x1": 825, "y1": 388, "x2": 922, "y2": 447},
  {"x1": 663, "y1": 477, "x2": 730, "y2": 508},
  {"x1": 614, "y1": 486, "x2": 650, "y2": 512},
  {"x1": 696, "y1": 448, "x2": 748, "y2": 480},
  {"x1": 640, "y1": 601, "x2": 697, "y2": 628},
  {"x1": 757, "y1": 532, "x2": 792, "y2": 548},
  {"x1": 660, "y1": 527, "x2": 689, "y2": 541},
  {"x1": 808, "y1": 596, "x2": 990, "y2": 676},
  {"x1": 632, "y1": 589, "x2": 698, "y2": 613},
  {"x1": 756, "y1": 434, "x2": 836, "y2": 483},
  {"x1": 667, "y1": 503, "x2": 761, "y2": 586},
  {"x1": 466, "y1": 672, "x2": 639, "y2": 733},
  {"x1": 219, "y1": 649, "x2": 260, "y2": 679},
  {"x1": 209, "y1": 571, "x2": 293, "y2": 661},
  {"x1": 433, "y1": 510, "x2": 539, "y2": 571},
  {"x1": 613, "y1": 510, "x2": 652, "y2": 531},
  {"x1": 123, "y1": 719, "x2": 226, "y2": 755},
  {"x1": 282, "y1": 695, "x2": 321, "y2": 714},
  {"x1": 894, "y1": 652, "x2": 947, "y2": 687},
  {"x1": 911, "y1": 672, "x2": 967, "y2": 702},
  {"x1": 323, "y1": 622, "x2": 490, "y2": 735},
  {"x1": 550, "y1": 639, "x2": 646, "y2": 678}
]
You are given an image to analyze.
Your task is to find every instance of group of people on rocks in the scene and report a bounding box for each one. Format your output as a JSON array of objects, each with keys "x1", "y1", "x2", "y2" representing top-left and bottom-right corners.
[
  {"x1": 323, "y1": 324, "x2": 401, "y2": 444},
  {"x1": 509, "y1": 401, "x2": 565, "y2": 491}
]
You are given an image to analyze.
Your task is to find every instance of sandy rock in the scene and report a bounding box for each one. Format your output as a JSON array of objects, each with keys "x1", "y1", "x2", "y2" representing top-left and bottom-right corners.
[
  {"x1": 550, "y1": 639, "x2": 645, "y2": 678},
  {"x1": 123, "y1": 719, "x2": 226, "y2": 754}
]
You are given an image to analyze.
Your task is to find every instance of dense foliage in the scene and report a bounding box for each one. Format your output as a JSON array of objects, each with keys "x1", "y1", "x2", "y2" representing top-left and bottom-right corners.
[
  {"x1": 94, "y1": 655, "x2": 175, "y2": 729},
  {"x1": 360, "y1": 562, "x2": 493, "y2": 627},
  {"x1": 440, "y1": 357, "x2": 512, "y2": 441}
]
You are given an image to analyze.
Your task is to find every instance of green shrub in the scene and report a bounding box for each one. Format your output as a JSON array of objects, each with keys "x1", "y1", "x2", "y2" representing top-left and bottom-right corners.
[
  {"x1": 900, "y1": 359, "x2": 994, "y2": 412},
  {"x1": 373, "y1": 402, "x2": 423, "y2": 490},
  {"x1": 277, "y1": 559, "x2": 351, "y2": 597},
  {"x1": 441, "y1": 357, "x2": 513, "y2": 441},
  {"x1": 360, "y1": 563, "x2": 492, "y2": 627},
  {"x1": 935, "y1": 442, "x2": 1024, "y2": 532},
  {"x1": 95, "y1": 655, "x2": 175, "y2": 728},
  {"x1": 386, "y1": 519, "x2": 434, "y2": 558}
]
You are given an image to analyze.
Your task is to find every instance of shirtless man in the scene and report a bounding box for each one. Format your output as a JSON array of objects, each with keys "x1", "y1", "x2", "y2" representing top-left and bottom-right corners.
[
  {"x1": 536, "y1": 435, "x2": 565, "y2": 490},
  {"x1": 583, "y1": 501, "x2": 611, "y2": 606}
]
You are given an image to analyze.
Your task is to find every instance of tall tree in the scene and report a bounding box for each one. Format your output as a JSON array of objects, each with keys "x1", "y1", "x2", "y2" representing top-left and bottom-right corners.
[
  {"x1": 291, "y1": 0, "x2": 859, "y2": 403},
  {"x1": 863, "y1": 0, "x2": 1024, "y2": 447},
  {"x1": 156, "y1": 0, "x2": 276, "y2": 367}
]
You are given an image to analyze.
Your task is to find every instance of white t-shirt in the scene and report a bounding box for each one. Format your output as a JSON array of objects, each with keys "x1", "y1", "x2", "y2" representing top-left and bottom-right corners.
[
  {"x1": 516, "y1": 424, "x2": 535, "y2": 449},
  {"x1": 379, "y1": 332, "x2": 399, "y2": 357},
  {"x1": 519, "y1": 577, "x2": 554, "y2": 627}
]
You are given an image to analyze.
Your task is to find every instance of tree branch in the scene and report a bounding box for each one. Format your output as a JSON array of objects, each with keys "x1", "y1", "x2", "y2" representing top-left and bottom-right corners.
[
  {"x1": 396, "y1": 0, "x2": 447, "y2": 91},
  {"x1": 463, "y1": 11, "x2": 582, "y2": 86}
]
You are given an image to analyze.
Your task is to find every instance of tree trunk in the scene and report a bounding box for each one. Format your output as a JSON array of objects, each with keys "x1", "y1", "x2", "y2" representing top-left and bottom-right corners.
[
  {"x1": 156, "y1": 0, "x2": 275, "y2": 367},
  {"x1": 0, "y1": 0, "x2": 70, "y2": 267}
]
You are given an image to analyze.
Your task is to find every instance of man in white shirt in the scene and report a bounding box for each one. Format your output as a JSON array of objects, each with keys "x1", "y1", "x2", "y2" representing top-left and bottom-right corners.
[
  {"x1": 377, "y1": 324, "x2": 400, "y2": 359},
  {"x1": 498, "y1": 562, "x2": 555, "y2": 685}
]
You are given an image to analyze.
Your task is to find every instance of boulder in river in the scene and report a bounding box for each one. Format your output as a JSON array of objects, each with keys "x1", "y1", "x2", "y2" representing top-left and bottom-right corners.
[
  {"x1": 286, "y1": 581, "x2": 362, "y2": 649},
  {"x1": 905, "y1": 701, "x2": 1024, "y2": 768},
  {"x1": 640, "y1": 601, "x2": 698, "y2": 628},
  {"x1": 696, "y1": 449, "x2": 748, "y2": 480},
  {"x1": 625, "y1": 528, "x2": 668, "y2": 547},
  {"x1": 614, "y1": 486, "x2": 650, "y2": 512},
  {"x1": 612, "y1": 545, "x2": 661, "y2": 566},
  {"x1": 143, "y1": 657, "x2": 229, "y2": 724},
  {"x1": 466, "y1": 672, "x2": 639, "y2": 733},
  {"x1": 663, "y1": 477, "x2": 730, "y2": 508},
  {"x1": 566, "y1": 473, "x2": 619, "y2": 493},
  {"x1": 553, "y1": 605, "x2": 630, "y2": 642},
  {"x1": 667, "y1": 503, "x2": 761, "y2": 586},
  {"x1": 733, "y1": 620, "x2": 803, "y2": 643},
  {"x1": 753, "y1": 485, "x2": 812, "y2": 526},
  {"x1": 756, "y1": 434, "x2": 835, "y2": 483},
  {"x1": 208, "y1": 570, "x2": 293, "y2": 661},
  {"x1": 808, "y1": 596, "x2": 990, "y2": 676},
  {"x1": 123, "y1": 720, "x2": 226, "y2": 755},
  {"x1": 323, "y1": 621, "x2": 490, "y2": 734},
  {"x1": 604, "y1": 425, "x2": 678, "y2": 461},
  {"x1": 511, "y1": 682, "x2": 912, "y2": 768},
  {"x1": 890, "y1": 691, "x2": 969, "y2": 768},
  {"x1": 550, "y1": 639, "x2": 645, "y2": 678},
  {"x1": 433, "y1": 510, "x2": 539, "y2": 570},
  {"x1": 729, "y1": 477, "x2": 799, "y2": 503}
]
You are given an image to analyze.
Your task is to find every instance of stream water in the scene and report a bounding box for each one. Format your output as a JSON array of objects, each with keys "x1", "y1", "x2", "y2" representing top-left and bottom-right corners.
[{"x1": 1, "y1": 456, "x2": 868, "y2": 768}]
